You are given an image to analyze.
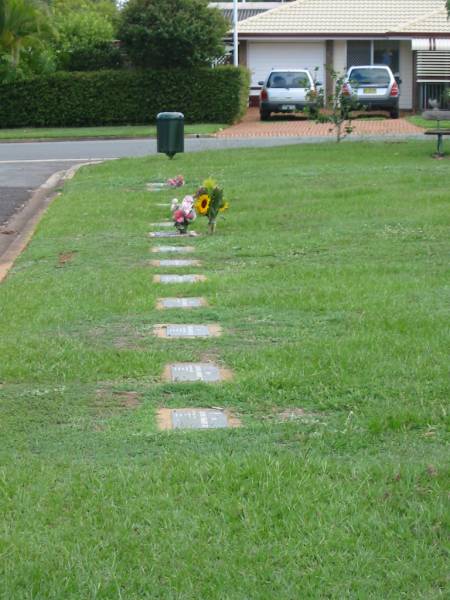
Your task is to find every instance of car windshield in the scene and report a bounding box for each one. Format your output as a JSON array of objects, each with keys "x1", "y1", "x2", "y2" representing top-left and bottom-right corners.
[
  {"x1": 349, "y1": 68, "x2": 391, "y2": 86},
  {"x1": 267, "y1": 72, "x2": 311, "y2": 89}
]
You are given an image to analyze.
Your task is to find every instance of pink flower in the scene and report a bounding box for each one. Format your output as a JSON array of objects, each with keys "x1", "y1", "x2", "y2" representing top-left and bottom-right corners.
[
  {"x1": 173, "y1": 209, "x2": 185, "y2": 223},
  {"x1": 167, "y1": 175, "x2": 185, "y2": 188}
]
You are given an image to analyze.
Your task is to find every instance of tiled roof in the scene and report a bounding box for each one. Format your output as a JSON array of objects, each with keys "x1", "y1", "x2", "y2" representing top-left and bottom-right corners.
[
  {"x1": 238, "y1": 0, "x2": 450, "y2": 35},
  {"x1": 221, "y1": 8, "x2": 271, "y2": 23}
]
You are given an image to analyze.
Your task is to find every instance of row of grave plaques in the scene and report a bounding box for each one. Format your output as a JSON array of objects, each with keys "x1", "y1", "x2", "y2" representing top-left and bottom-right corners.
[{"x1": 149, "y1": 220, "x2": 235, "y2": 430}]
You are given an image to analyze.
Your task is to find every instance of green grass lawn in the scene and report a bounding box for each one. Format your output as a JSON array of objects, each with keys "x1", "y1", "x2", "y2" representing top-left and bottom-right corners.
[
  {"x1": 0, "y1": 141, "x2": 449, "y2": 598},
  {"x1": 408, "y1": 115, "x2": 450, "y2": 129},
  {"x1": 0, "y1": 123, "x2": 225, "y2": 141}
]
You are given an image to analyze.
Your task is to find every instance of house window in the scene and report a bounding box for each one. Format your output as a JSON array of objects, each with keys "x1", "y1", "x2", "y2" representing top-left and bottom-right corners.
[
  {"x1": 347, "y1": 41, "x2": 371, "y2": 67},
  {"x1": 374, "y1": 41, "x2": 400, "y2": 74}
]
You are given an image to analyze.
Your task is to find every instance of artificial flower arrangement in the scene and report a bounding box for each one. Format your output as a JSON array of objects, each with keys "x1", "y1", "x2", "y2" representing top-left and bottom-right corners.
[
  {"x1": 194, "y1": 178, "x2": 229, "y2": 234},
  {"x1": 171, "y1": 195, "x2": 196, "y2": 234},
  {"x1": 166, "y1": 175, "x2": 185, "y2": 188},
  {"x1": 147, "y1": 175, "x2": 184, "y2": 192}
]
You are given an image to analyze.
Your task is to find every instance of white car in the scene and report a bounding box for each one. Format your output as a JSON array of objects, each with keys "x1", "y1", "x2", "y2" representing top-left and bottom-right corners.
[{"x1": 258, "y1": 69, "x2": 319, "y2": 121}]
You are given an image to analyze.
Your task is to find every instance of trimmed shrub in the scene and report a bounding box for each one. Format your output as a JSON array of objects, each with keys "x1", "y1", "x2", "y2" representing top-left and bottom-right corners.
[{"x1": 0, "y1": 66, "x2": 250, "y2": 127}]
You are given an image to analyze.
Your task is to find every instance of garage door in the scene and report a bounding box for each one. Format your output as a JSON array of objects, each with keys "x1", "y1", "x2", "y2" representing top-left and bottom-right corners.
[{"x1": 247, "y1": 42, "x2": 326, "y2": 93}]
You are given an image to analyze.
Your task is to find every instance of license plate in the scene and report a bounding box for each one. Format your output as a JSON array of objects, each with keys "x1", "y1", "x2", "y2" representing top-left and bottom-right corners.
[
  {"x1": 363, "y1": 88, "x2": 375, "y2": 94},
  {"x1": 281, "y1": 104, "x2": 295, "y2": 110}
]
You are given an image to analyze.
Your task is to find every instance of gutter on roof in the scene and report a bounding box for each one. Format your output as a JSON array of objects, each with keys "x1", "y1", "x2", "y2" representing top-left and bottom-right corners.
[{"x1": 239, "y1": 32, "x2": 450, "y2": 40}]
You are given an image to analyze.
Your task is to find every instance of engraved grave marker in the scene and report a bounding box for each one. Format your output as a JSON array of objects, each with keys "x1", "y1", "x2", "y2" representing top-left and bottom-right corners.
[
  {"x1": 169, "y1": 363, "x2": 221, "y2": 382},
  {"x1": 166, "y1": 324, "x2": 211, "y2": 337},
  {"x1": 152, "y1": 246, "x2": 195, "y2": 253},
  {"x1": 152, "y1": 259, "x2": 200, "y2": 268},
  {"x1": 172, "y1": 409, "x2": 228, "y2": 429},
  {"x1": 154, "y1": 274, "x2": 206, "y2": 284},
  {"x1": 157, "y1": 297, "x2": 206, "y2": 309},
  {"x1": 156, "y1": 407, "x2": 240, "y2": 430}
]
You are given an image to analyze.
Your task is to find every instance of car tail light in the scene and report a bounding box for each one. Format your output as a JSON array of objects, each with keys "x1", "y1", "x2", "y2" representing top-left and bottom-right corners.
[
  {"x1": 390, "y1": 82, "x2": 399, "y2": 97},
  {"x1": 260, "y1": 88, "x2": 268, "y2": 101},
  {"x1": 342, "y1": 83, "x2": 351, "y2": 96}
]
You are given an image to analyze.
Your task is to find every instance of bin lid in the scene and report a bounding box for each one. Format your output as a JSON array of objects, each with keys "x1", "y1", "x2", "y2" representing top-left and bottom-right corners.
[{"x1": 157, "y1": 112, "x2": 184, "y2": 120}]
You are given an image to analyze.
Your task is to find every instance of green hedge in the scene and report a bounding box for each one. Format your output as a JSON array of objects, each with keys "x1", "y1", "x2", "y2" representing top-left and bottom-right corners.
[{"x1": 0, "y1": 67, "x2": 250, "y2": 127}]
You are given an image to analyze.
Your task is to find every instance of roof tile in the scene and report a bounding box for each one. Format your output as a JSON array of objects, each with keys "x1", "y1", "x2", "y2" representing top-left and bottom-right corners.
[{"x1": 238, "y1": 0, "x2": 450, "y2": 35}]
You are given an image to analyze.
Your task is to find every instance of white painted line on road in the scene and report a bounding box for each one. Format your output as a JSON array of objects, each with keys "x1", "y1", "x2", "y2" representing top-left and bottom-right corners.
[{"x1": 0, "y1": 158, "x2": 114, "y2": 164}]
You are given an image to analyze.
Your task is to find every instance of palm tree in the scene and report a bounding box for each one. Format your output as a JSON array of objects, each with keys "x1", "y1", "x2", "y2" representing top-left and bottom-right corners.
[{"x1": 0, "y1": 0, "x2": 50, "y2": 68}]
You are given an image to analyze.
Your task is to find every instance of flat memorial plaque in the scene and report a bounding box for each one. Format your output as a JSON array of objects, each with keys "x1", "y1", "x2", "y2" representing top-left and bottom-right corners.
[
  {"x1": 172, "y1": 409, "x2": 228, "y2": 429},
  {"x1": 150, "y1": 222, "x2": 172, "y2": 228},
  {"x1": 146, "y1": 182, "x2": 166, "y2": 192},
  {"x1": 158, "y1": 259, "x2": 199, "y2": 267},
  {"x1": 149, "y1": 232, "x2": 198, "y2": 239},
  {"x1": 156, "y1": 274, "x2": 205, "y2": 284},
  {"x1": 157, "y1": 407, "x2": 240, "y2": 430},
  {"x1": 159, "y1": 297, "x2": 205, "y2": 309},
  {"x1": 150, "y1": 231, "x2": 180, "y2": 238},
  {"x1": 170, "y1": 363, "x2": 222, "y2": 382},
  {"x1": 166, "y1": 324, "x2": 211, "y2": 337},
  {"x1": 152, "y1": 246, "x2": 194, "y2": 254}
]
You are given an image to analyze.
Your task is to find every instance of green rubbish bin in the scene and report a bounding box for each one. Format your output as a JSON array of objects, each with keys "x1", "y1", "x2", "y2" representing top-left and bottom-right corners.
[{"x1": 156, "y1": 112, "x2": 184, "y2": 159}]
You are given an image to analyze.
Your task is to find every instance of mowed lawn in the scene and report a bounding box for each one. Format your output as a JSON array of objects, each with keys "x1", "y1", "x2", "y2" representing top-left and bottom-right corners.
[
  {"x1": 0, "y1": 123, "x2": 225, "y2": 141},
  {"x1": 0, "y1": 141, "x2": 448, "y2": 599}
]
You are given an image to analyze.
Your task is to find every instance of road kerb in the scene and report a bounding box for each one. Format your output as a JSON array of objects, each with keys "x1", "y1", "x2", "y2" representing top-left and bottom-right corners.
[{"x1": 0, "y1": 161, "x2": 102, "y2": 284}]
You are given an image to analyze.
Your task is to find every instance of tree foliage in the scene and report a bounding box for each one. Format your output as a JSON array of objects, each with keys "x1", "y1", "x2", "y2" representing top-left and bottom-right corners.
[
  {"x1": 118, "y1": 0, "x2": 228, "y2": 69},
  {"x1": 50, "y1": 0, "x2": 119, "y2": 70},
  {"x1": 0, "y1": 0, "x2": 53, "y2": 80}
]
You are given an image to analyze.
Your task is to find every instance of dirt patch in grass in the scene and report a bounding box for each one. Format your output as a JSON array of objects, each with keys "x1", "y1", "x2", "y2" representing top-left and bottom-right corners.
[
  {"x1": 57, "y1": 251, "x2": 77, "y2": 266},
  {"x1": 113, "y1": 390, "x2": 141, "y2": 409},
  {"x1": 113, "y1": 334, "x2": 148, "y2": 350},
  {"x1": 95, "y1": 388, "x2": 142, "y2": 414}
]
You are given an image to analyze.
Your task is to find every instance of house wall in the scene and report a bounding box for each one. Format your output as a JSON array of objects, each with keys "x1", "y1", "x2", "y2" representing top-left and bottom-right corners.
[
  {"x1": 333, "y1": 40, "x2": 347, "y2": 74},
  {"x1": 399, "y1": 40, "x2": 413, "y2": 109},
  {"x1": 242, "y1": 38, "x2": 414, "y2": 110}
]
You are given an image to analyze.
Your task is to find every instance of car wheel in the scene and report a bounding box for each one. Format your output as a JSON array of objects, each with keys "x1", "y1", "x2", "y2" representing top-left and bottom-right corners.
[
  {"x1": 390, "y1": 107, "x2": 399, "y2": 119},
  {"x1": 260, "y1": 110, "x2": 270, "y2": 121}
]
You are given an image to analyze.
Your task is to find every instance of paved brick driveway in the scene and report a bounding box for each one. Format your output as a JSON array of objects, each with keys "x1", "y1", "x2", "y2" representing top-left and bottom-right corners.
[{"x1": 217, "y1": 108, "x2": 423, "y2": 138}]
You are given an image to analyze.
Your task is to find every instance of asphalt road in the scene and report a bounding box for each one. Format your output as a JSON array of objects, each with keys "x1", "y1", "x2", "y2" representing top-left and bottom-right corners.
[{"x1": 0, "y1": 161, "x2": 82, "y2": 226}]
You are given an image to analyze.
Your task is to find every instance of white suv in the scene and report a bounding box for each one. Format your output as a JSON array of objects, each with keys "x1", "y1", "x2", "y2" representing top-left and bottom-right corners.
[{"x1": 258, "y1": 69, "x2": 318, "y2": 120}]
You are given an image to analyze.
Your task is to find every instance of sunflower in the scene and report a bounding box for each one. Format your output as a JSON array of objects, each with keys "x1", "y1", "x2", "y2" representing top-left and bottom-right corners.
[
  {"x1": 195, "y1": 194, "x2": 210, "y2": 215},
  {"x1": 219, "y1": 201, "x2": 229, "y2": 213}
]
